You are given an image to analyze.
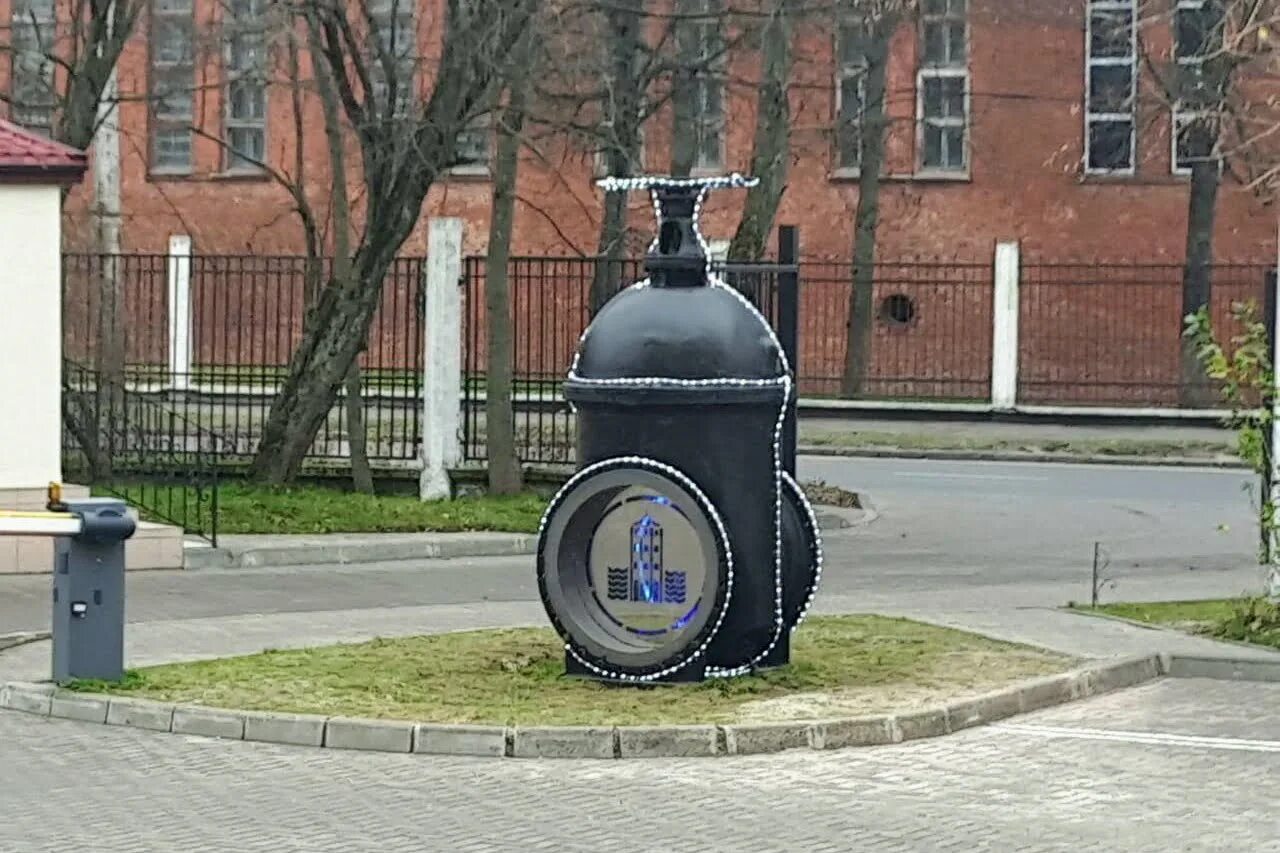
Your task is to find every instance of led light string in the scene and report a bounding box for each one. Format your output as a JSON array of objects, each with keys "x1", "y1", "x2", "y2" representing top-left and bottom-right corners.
[
  {"x1": 535, "y1": 455, "x2": 737, "y2": 683},
  {"x1": 781, "y1": 470, "x2": 824, "y2": 633}
]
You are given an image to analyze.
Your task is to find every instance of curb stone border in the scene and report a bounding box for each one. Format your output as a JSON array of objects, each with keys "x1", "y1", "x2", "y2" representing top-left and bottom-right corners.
[
  {"x1": 0, "y1": 652, "x2": 1212, "y2": 759},
  {"x1": 0, "y1": 631, "x2": 50, "y2": 653},
  {"x1": 182, "y1": 505, "x2": 865, "y2": 570},
  {"x1": 796, "y1": 444, "x2": 1244, "y2": 470}
]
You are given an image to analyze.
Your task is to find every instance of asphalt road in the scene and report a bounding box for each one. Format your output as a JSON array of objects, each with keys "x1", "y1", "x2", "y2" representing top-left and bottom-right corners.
[{"x1": 0, "y1": 457, "x2": 1266, "y2": 634}]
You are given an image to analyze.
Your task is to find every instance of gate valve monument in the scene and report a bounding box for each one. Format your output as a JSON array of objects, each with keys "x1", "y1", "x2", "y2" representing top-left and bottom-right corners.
[{"x1": 535, "y1": 174, "x2": 823, "y2": 684}]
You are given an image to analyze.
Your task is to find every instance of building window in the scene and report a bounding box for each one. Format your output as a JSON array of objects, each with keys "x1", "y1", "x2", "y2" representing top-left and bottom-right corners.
[
  {"x1": 224, "y1": 0, "x2": 266, "y2": 171},
  {"x1": 593, "y1": 124, "x2": 647, "y2": 178},
  {"x1": 369, "y1": 0, "x2": 415, "y2": 118},
  {"x1": 1085, "y1": 0, "x2": 1136, "y2": 174},
  {"x1": 1172, "y1": 0, "x2": 1223, "y2": 174},
  {"x1": 690, "y1": 0, "x2": 724, "y2": 172},
  {"x1": 917, "y1": 0, "x2": 968, "y2": 172},
  {"x1": 150, "y1": 0, "x2": 195, "y2": 172},
  {"x1": 836, "y1": 20, "x2": 867, "y2": 170},
  {"x1": 453, "y1": 112, "x2": 491, "y2": 170},
  {"x1": 10, "y1": 0, "x2": 56, "y2": 135}
]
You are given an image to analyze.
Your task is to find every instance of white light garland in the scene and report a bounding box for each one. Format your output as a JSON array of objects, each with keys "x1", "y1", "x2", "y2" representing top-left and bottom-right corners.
[
  {"x1": 782, "y1": 470, "x2": 824, "y2": 633},
  {"x1": 596, "y1": 173, "x2": 760, "y2": 193},
  {"x1": 535, "y1": 455, "x2": 737, "y2": 683}
]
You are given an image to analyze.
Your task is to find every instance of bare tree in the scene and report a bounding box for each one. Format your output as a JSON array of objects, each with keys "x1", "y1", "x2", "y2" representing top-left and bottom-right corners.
[
  {"x1": 245, "y1": 0, "x2": 538, "y2": 484},
  {"x1": 1136, "y1": 1, "x2": 1273, "y2": 406},
  {"x1": 840, "y1": 0, "x2": 917, "y2": 397},
  {"x1": 1, "y1": 0, "x2": 146, "y2": 150},
  {"x1": 727, "y1": 0, "x2": 793, "y2": 262},
  {"x1": 483, "y1": 34, "x2": 538, "y2": 495}
]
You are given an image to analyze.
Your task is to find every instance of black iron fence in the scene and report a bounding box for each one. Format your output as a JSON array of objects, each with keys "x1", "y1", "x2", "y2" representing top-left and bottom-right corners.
[
  {"x1": 459, "y1": 256, "x2": 799, "y2": 466},
  {"x1": 1018, "y1": 259, "x2": 1272, "y2": 407},
  {"x1": 61, "y1": 250, "x2": 1278, "y2": 475},
  {"x1": 63, "y1": 253, "x2": 425, "y2": 462},
  {"x1": 61, "y1": 359, "x2": 223, "y2": 544}
]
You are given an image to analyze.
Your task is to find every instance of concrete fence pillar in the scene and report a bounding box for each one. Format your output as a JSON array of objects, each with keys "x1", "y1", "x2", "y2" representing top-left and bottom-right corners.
[
  {"x1": 166, "y1": 235, "x2": 193, "y2": 391},
  {"x1": 991, "y1": 240, "x2": 1021, "y2": 411},
  {"x1": 421, "y1": 217, "x2": 465, "y2": 501}
]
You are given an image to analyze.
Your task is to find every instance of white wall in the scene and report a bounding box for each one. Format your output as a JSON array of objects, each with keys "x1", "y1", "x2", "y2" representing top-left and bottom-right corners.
[{"x1": 0, "y1": 184, "x2": 63, "y2": 489}]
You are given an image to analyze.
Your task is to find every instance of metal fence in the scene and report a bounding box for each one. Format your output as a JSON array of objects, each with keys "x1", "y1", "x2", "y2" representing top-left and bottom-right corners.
[
  {"x1": 1019, "y1": 259, "x2": 1272, "y2": 407},
  {"x1": 795, "y1": 260, "x2": 994, "y2": 399},
  {"x1": 61, "y1": 359, "x2": 222, "y2": 544},
  {"x1": 62, "y1": 253, "x2": 425, "y2": 462},
  {"x1": 61, "y1": 250, "x2": 1278, "y2": 475},
  {"x1": 460, "y1": 256, "x2": 800, "y2": 466}
]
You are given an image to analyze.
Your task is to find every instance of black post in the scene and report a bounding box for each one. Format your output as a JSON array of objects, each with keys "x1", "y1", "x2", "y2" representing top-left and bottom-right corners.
[
  {"x1": 1264, "y1": 270, "x2": 1277, "y2": 564},
  {"x1": 777, "y1": 225, "x2": 799, "y2": 476}
]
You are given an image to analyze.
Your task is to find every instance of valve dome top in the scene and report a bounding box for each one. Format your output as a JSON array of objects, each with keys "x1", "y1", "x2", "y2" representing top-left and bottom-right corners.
[{"x1": 570, "y1": 173, "x2": 784, "y2": 385}]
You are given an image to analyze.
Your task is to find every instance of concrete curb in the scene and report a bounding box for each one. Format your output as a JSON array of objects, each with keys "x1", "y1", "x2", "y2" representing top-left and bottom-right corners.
[
  {"x1": 0, "y1": 652, "x2": 1186, "y2": 760},
  {"x1": 1162, "y1": 654, "x2": 1280, "y2": 682},
  {"x1": 0, "y1": 631, "x2": 51, "y2": 653},
  {"x1": 185, "y1": 533, "x2": 539, "y2": 570},
  {"x1": 797, "y1": 444, "x2": 1245, "y2": 470},
  {"x1": 184, "y1": 507, "x2": 864, "y2": 570}
]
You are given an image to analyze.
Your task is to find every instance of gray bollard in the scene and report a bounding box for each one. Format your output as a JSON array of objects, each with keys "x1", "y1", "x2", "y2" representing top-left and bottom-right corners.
[{"x1": 51, "y1": 498, "x2": 136, "y2": 684}]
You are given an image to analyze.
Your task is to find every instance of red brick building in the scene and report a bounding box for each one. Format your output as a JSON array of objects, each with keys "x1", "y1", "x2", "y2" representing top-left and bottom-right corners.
[
  {"x1": 2, "y1": 0, "x2": 1276, "y2": 262},
  {"x1": 5, "y1": 0, "x2": 1279, "y2": 410}
]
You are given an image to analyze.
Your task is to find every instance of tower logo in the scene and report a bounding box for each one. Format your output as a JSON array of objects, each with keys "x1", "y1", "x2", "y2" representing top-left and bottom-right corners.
[{"x1": 606, "y1": 514, "x2": 687, "y2": 605}]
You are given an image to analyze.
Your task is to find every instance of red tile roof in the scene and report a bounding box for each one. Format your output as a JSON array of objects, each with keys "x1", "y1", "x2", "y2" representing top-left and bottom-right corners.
[{"x1": 0, "y1": 120, "x2": 87, "y2": 184}]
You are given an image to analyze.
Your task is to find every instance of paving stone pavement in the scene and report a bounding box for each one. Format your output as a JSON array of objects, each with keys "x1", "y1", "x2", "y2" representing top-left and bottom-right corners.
[{"x1": 2, "y1": 678, "x2": 1278, "y2": 852}]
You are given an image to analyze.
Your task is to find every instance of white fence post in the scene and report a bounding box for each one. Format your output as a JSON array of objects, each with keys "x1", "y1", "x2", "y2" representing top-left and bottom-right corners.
[
  {"x1": 421, "y1": 217, "x2": 464, "y2": 501},
  {"x1": 991, "y1": 240, "x2": 1021, "y2": 411},
  {"x1": 166, "y1": 235, "x2": 193, "y2": 391}
]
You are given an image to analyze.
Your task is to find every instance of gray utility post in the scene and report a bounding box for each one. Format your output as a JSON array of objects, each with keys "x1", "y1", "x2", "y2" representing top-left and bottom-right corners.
[{"x1": 50, "y1": 498, "x2": 136, "y2": 683}]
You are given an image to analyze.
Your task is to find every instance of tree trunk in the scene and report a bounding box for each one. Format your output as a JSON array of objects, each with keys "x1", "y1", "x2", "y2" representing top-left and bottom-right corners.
[
  {"x1": 727, "y1": 0, "x2": 791, "y2": 263},
  {"x1": 344, "y1": 363, "x2": 374, "y2": 492},
  {"x1": 249, "y1": 248, "x2": 398, "y2": 484},
  {"x1": 484, "y1": 52, "x2": 530, "y2": 495},
  {"x1": 589, "y1": 0, "x2": 644, "y2": 315},
  {"x1": 1179, "y1": 139, "x2": 1221, "y2": 408},
  {"x1": 841, "y1": 26, "x2": 891, "y2": 398},
  {"x1": 591, "y1": 192, "x2": 631, "y2": 314},
  {"x1": 669, "y1": 0, "x2": 701, "y2": 179}
]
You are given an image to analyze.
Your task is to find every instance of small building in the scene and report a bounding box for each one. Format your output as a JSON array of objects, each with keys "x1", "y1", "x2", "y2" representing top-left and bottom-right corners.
[{"x1": 0, "y1": 119, "x2": 182, "y2": 573}]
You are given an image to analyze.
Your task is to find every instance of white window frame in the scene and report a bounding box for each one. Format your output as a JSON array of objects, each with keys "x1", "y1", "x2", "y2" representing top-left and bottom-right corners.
[
  {"x1": 916, "y1": 0, "x2": 970, "y2": 175},
  {"x1": 592, "y1": 115, "x2": 647, "y2": 178},
  {"x1": 10, "y1": 0, "x2": 57, "y2": 135},
  {"x1": 223, "y1": 0, "x2": 267, "y2": 173},
  {"x1": 834, "y1": 21, "x2": 867, "y2": 175},
  {"x1": 149, "y1": 0, "x2": 196, "y2": 174},
  {"x1": 450, "y1": 111, "x2": 492, "y2": 177},
  {"x1": 1171, "y1": 0, "x2": 1218, "y2": 176},
  {"x1": 690, "y1": 0, "x2": 725, "y2": 173},
  {"x1": 1084, "y1": 0, "x2": 1137, "y2": 176}
]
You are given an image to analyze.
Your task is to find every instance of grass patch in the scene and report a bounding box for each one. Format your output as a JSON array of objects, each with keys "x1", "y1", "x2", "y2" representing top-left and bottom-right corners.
[
  {"x1": 67, "y1": 616, "x2": 1072, "y2": 726},
  {"x1": 802, "y1": 430, "x2": 1236, "y2": 459},
  {"x1": 104, "y1": 483, "x2": 550, "y2": 535},
  {"x1": 104, "y1": 479, "x2": 859, "y2": 536},
  {"x1": 1073, "y1": 597, "x2": 1280, "y2": 650},
  {"x1": 214, "y1": 484, "x2": 549, "y2": 535}
]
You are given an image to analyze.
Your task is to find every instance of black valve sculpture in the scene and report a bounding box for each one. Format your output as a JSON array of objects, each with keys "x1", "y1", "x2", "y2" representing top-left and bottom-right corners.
[{"x1": 535, "y1": 174, "x2": 824, "y2": 684}]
